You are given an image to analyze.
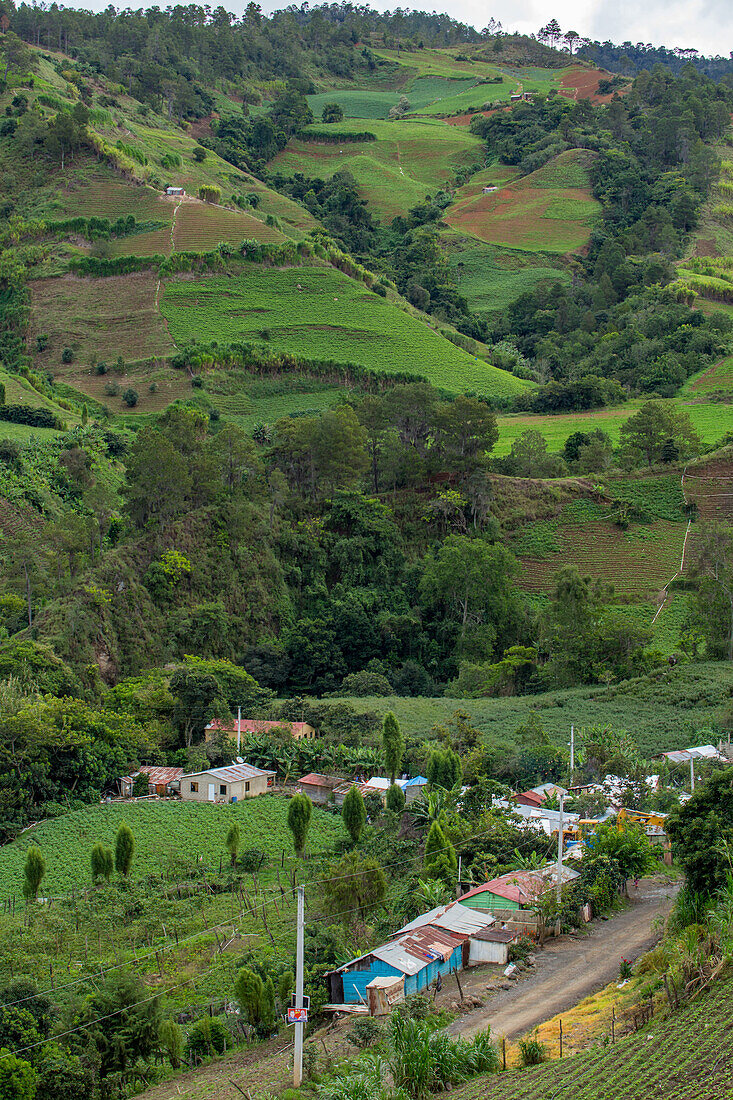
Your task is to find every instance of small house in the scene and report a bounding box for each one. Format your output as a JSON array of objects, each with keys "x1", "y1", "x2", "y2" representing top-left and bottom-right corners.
[
  {"x1": 118, "y1": 766, "x2": 183, "y2": 798},
  {"x1": 514, "y1": 790, "x2": 544, "y2": 808},
  {"x1": 179, "y1": 762, "x2": 275, "y2": 803},
  {"x1": 403, "y1": 776, "x2": 428, "y2": 804},
  {"x1": 509, "y1": 93, "x2": 523, "y2": 102},
  {"x1": 205, "y1": 718, "x2": 316, "y2": 744},
  {"x1": 166, "y1": 186, "x2": 185, "y2": 196},
  {"x1": 460, "y1": 866, "x2": 579, "y2": 913},
  {"x1": 482, "y1": 185, "x2": 499, "y2": 194},
  {"x1": 297, "y1": 773, "x2": 342, "y2": 805},
  {"x1": 325, "y1": 925, "x2": 466, "y2": 1007}
]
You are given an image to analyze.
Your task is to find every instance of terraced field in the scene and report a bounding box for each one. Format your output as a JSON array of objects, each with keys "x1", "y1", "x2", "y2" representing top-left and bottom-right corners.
[
  {"x1": 513, "y1": 483, "x2": 688, "y2": 598},
  {"x1": 444, "y1": 230, "x2": 569, "y2": 315},
  {"x1": 159, "y1": 265, "x2": 528, "y2": 397},
  {"x1": 271, "y1": 118, "x2": 482, "y2": 220},
  {"x1": 445, "y1": 149, "x2": 600, "y2": 252},
  {"x1": 27, "y1": 272, "x2": 174, "y2": 371},
  {"x1": 171, "y1": 199, "x2": 285, "y2": 251}
]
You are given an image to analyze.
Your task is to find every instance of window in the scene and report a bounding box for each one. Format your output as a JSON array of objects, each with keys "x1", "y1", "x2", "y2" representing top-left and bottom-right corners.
[
  {"x1": 190, "y1": 782, "x2": 199, "y2": 793},
  {"x1": 219, "y1": 784, "x2": 227, "y2": 796},
  {"x1": 245, "y1": 781, "x2": 250, "y2": 792}
]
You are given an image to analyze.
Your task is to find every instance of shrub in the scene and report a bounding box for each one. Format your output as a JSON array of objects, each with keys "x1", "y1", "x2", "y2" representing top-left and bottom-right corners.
[
  {"x1": 347, "y1": 1017, "x2": 384, "y2": 1048},
  {"x1": 518, "y1": 1036, "x2": 548, "y2": 1066},
  {"x1": 122, "y1": 388, "x2": 139, "y2": 407},
  {"x1": 35, "y1": 334, "x2": 48, "y2": 352},
  {"x1": 198, "y1": 185, "x2": 221, "y2": 204},
  {"x1": 239, "y1": 847, "x2": 267, "y2": 872},
  {"x1": 193, "y1": 146, "x2": 207, "y2": 162},
  {"x1": 104, "y1": 381, "x2": 120, "y2": 396},
  {"x1": 185, "y1": 1016, "x2": 229, "y2": 1064},
  {"x1": 61, "y1": 347, "x2": 74, "y2": 364}
]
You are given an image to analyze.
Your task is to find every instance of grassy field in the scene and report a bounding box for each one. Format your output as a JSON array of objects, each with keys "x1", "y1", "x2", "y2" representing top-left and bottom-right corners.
[
  {"x1": 159, "y1": 265, "x2": 528, "y2": 398},
  {"x1": 329, "y1": 659, "x2": 733, "y2": 758},
  {"x1": 681, "y1": 355, "x2": 733, "y2": 394},
  {"x1": 495, "y1": 399, "x2": 733, "y2": 453},
  {"x1": 444, "y1": 231, "x2": 569, "y2": 314},
  {"x1": 204, "y1": 372, "x2": 347, "y2": 429},
  {"x1": 446, "y1": 149, "x2": 600, "y2": 252},
  {"x1": 271, "y1": 117, "x2": 483, "y2": 220},
  {"x1": 451, "y1": 973, "x2": 733, "y2": 1100}
]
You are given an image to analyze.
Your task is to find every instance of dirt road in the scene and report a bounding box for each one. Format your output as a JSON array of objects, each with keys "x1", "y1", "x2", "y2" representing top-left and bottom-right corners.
[{"x1": 448, "y1": 877, "x2": 677, "y2": 1041}]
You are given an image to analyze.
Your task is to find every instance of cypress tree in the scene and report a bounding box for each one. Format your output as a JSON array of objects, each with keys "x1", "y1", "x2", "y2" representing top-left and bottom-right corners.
[
  {"x1": 342, "y1": 784, "x2": 367, "y2": 843},
  {"x1": 386, "y1": 782, "x2": 406, "y2": 814},
  {"x1": 226, "y1": 820, "x2": 241, "y2": 867},
  {"x1": 115, "y1": 822, "x2": 135, "y2": 876},
  {"x1": 91, "y1": 842, "x2": 113, "y2": 882},
  {"x1": 23, "y1": 846, "x2": 46, "y2": 900},
  {"x1": 287, "y1": 793, "x2": 312, "y2": 857},
  {"x1": 382, "y1": 711, "x2": 404, "y2": 785}
]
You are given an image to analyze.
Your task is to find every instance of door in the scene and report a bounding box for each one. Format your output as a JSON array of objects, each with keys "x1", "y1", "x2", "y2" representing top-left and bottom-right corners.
[{"x1": 207, "y1": 784, "x2": 215, "y2": 802}]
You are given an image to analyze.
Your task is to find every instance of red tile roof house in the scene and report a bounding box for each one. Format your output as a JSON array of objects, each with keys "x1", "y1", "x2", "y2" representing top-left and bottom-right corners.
[
  {"x1": 513, "y1": 790, "x2": 545, "y2": 808},
  {"x1": 205, "y1": 718, "x2": 316, "y2": 744}
]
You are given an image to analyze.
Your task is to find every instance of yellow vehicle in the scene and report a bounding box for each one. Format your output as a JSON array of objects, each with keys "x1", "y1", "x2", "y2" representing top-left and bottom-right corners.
[{"x1": 617, "y1": 808, "x2": 668, "y2": 832}]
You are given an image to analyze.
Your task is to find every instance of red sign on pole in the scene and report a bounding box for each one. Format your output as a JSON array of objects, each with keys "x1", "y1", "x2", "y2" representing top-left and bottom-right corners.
[{"x1": 287, "y1": 1007, "x2": 308, "y2": 1024}]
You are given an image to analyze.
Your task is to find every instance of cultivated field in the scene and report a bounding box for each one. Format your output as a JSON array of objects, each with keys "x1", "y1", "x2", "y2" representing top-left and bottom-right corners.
[
  {"x1": 271, "y1": 117, "x2": 483, "y2": 220},
  {"x1": 445, "y1": 149, "x2": 600, "y2": 252},
  {"x1": 444, "y1": 230, "x2": 569, "y2": 315},
  {"x1": 159, "y1": 265, "x2": 528, "y2": 397},
  {"x1": 326, "y1": 659, "x2": 733, "y2": 757},
  {"x1": 27, "y1": 272, "x2": 174, "y2": 371},
  {"x1": 171, "y1": 199, "x2": 285, "y2": 251}
]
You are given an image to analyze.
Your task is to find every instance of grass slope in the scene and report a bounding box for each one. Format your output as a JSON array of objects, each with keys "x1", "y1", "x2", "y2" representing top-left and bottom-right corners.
[
  {"x1": 329, "y1": 659, "x2": 733, "y2": 758},
  {"x1": 159, "y1": 264, "x2": 528, "y2": 398},
  {"x1": 446, "y1": 149, "x2": 600, "y2": 253},
  {"x1": 451, "y1": 973, "x2": 733, "y2": 1100},
  {"x1": 444, "y1": 231, "x2": 569, "y2": 315},
  {"x1": 271, "y1": 117, "x2": 482, "y2": 220}
]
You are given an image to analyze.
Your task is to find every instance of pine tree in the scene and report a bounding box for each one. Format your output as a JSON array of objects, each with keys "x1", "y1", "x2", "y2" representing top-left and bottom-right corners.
[
  {"x1": 22, "y1": 846, "x2": 46, "y2": 900},
  {"x1": 287, "y1": 793, "x2": 312, "y2": 857},
  {"x1": 115, "y1": 822, "x2": 135, "y2": 876},
  {"x1": 382, "y1": 711, "x2": 404, "y2": 784},
  {"x1": 342, "y1": 785, "x2": 367, "y2": 843}
]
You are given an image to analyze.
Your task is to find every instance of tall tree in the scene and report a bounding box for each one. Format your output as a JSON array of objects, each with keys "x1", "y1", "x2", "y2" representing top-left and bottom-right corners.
[
  {"x1": 382, "y1": 711, "x2": 404, "y2": 785},
  {"x1": 115, "y1": 823, "x2": 134, "y2": 877},
  {"x1": 342, "y1": 784, "x2": 367, "y2": 843},
  {"x1": 386, "y1": 782, "x2": 406, "y2": 814},
  {"x1": 287, "y1": 793, "x2": 312, "y2": 857},
  {"x1": 22, "y1": 846, "x2": 45, "y2": 900},
  {"x1": 226, "y1": 820, "x2": 241, "y2": 867},
  {"x1": 91, "y1": 842, "x2": 113, "y2": 883}
]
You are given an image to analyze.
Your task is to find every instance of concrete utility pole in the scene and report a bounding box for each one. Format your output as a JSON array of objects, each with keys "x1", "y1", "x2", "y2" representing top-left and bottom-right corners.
[
  {"x1": 570, "y1": 726, "x2": 575, "y2": 778},
  {"x1": 556, "y1": 794, "x2": 565, "y2": 904},
  {"x1": 237, "y1": 706, "x2": 242, "y2": 754},
  {"x1": 690, "y1": 755, "x2": 695, "y2": 793},
  {"x1": 293, "y1": 885, "x2": 305, "y2": 1088}
]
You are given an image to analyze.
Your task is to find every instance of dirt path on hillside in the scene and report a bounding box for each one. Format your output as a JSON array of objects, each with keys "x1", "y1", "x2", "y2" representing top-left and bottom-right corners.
[{"x1": 447, "y1": 877, "x2": 677, "y2": 1041}]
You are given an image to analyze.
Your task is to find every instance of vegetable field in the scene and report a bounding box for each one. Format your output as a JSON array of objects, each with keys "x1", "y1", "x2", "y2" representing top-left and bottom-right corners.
[
  {"x1": 159, "y1": 265, "x2": 528, "y2": 397},
  {"x1": 0, "y1": 797, "x2": 342, "y2": 896},
  {"x1": 445, "y1": 149, "x2": 600, "y2": 253},
  {"x1": 444, "y1": 231, "x2": 569, "y2": 315},
  {"x1": 451, "y1": 974, "x2": 733, "y2": 1100},
  {"x1": 332, "y1": 659, "x2": 733, "y2": 758}
]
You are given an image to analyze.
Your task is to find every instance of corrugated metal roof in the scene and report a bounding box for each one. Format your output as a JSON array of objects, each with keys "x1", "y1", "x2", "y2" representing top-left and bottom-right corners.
[
  {"x1": 122, "y1": 766, "x2": 183, "y2": 785},
  {"x1": 461, "y1": 865, "x2": 579, "y2": 906},
  {"x1": 396, "y1": 902, "x2": 494, "y2": 938},
  {"x1": 298, "y1": 773, "x2": 341, "y2": 788},
  {"x1": 404, "y1": 776, "x2": 428, "y2": 787},
  {"x1": 180, "y1": 762, "x2": 274, "y2": 783},
  {"x1": 337, "y1": 925, "x2": 464, "y2": 979},
  {"x1": 472, "y1": 928, "x2": 518, "y2": 943}
]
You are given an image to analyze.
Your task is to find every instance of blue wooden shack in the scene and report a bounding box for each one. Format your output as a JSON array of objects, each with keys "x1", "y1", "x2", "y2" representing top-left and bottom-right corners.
[{"x1": 325, "y1": 925, "x2": 466, "y2": 1006}]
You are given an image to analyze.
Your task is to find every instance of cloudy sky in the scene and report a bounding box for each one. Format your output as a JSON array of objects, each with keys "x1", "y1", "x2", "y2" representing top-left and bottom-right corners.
[{"x1": 256, "y1": 0, "x2": 732, "y2": 57}]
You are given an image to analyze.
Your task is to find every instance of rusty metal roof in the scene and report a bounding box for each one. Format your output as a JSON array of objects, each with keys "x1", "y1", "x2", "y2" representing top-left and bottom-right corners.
[{"x1": 180, "y1": 762, "x2": 275, "y2": 783}]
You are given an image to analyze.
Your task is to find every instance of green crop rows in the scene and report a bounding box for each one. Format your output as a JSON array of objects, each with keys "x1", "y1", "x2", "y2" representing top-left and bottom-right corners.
[
  {"x1": 160, "y1": 265, "x2": 527, "y2": 397},
  {"x1": 451, "y1": 974, "x2": 733, "y2": 1100}
]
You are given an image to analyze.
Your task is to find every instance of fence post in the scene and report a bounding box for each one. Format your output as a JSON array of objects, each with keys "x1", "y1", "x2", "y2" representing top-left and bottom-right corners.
[
  {"x1": 559, "y1": 1018, "x2": 563, "y2": 1058},
  {"x1": 611, "y1": 1006, "x2": 615, "y2": 1043},
  {"x1": 502, "y1": 1037, "x2": 506, "y2": 1071}
]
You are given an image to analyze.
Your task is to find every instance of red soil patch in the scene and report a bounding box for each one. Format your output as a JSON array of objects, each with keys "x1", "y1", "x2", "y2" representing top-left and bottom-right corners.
[
  {"x1": 691, "y1": 238, "x2": 720, "y2": 258},
  {"x1": 445, "y1": 109, "x2": 501, "y2": 127},
  {"x1": 560, "y1": 67, "x2": 631, "y2": 104}
]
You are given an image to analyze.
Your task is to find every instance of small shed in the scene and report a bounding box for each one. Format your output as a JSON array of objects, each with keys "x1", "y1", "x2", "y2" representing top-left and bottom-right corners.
[
  {"x1": 403, "y1": 776, "x2": 428, "y2": 804},
  {"x1": 514, "y1": 790, "x2": 544, "y2": 808},
  {"x1": 482, "y1": 185, "x2": 499, "y2": 194},
  {"x1": 118, "y1": 766, "x2": 183, "y2": 798},
  {"x1": 468, "y1": 928, "x2": 519, "y2": 967},
  {"x1": 366, "y1": 974, "x2": 404, "y2": 1015},
  {"x1": 297, "y1": 773, "x2": 342, "y2": 804},
  {"x1": 166, "y1": 186, "x2": 185, "y2": 196},
  {"x1": 179, "y1": 762, "x2": 275, "y2": 803}
]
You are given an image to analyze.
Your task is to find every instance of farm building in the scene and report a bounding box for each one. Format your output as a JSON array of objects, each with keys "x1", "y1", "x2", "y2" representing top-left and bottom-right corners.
[
  {"x1": 403, "y1": 775, "x2": 429, "y2": 803},
  {"x1": 179, "y1": 762, "x2": 275, "y2": 803},
  {"x1": 297, "y1": 773, "x2": 342, "y2": 804},
  {"x1": 118, "y1": 766, "x2": 183, "y2": 798},
  {"x1": 468, "y1": 928, "x2": 519, "y2": 966},
  {"x1": 513, "y1": 790, "x2": 544, "y2": 808},
  {"x1": 205, "y1": 717, "x2": 316, "y2": 743},
  {"x1": 166, "y1": 186, "x2": 185, "y2": 196},
  {"x1": 460, "y1": 866, "x2": 580, "y2": 912},
  {"x1": 482, "y1": 185, "x2": 499, "y2": 194}
]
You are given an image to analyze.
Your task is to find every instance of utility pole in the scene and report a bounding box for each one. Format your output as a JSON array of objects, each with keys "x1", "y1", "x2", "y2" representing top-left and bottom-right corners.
[
  {"x1": 457, "y1": 855, "x2": 462, "y2": 899},
  {"x1": 690, "y1": 755, "x2": 695, "y2": 793},
  {"x1": 293, "y1": 884, "x2": 305, "y2": 1087},
  {"x1": 570, "y1": 726, "x2": 575, "y2": 780},
  {"x1": 237, "y1": 706, "x2": 241, "y2": 755},
  {"x1": 556, "y1": 794, "x2": 564, "y2": 904}
]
